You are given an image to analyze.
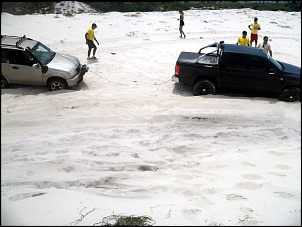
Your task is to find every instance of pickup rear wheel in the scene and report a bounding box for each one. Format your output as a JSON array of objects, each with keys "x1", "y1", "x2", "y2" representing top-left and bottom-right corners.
[
  {"x1": 193, "y1": 80, "x2": 216, "y2": 96},
  {"x1": 278, "y1": 87, "x2": 300, "y2": 102}
]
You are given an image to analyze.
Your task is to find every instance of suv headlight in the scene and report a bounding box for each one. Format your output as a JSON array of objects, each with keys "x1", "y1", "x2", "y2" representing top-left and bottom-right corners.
[{"x1": 70, "y1": 69, "x2": 77, "y2": 77}]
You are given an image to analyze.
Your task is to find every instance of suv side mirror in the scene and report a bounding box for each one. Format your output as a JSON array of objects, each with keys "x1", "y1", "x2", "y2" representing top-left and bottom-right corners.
[{"x1": 32, "y1": 63, "x2": 40, "y2": 69}]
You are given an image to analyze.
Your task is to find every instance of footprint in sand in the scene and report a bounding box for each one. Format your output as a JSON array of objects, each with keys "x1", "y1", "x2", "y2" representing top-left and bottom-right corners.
[
  {"x1": 10, "y1": 192, "x2": 46, "y2": 201},
  {"x1": 274, "y1": 191, "x2": 297, "y2": 199},
  {"x1": 226, "y1": 193, "x2": 247, "y2": 200},
  {"x1": 268, "y1": 171, "x2": 286, "y2": 177},
  {"x1": 26, "y1": 170, "x2": 34, "y2": 176},
  {"x1": 275, "y1": 164, "x2": 290, "y2": 170},
  {"x1": 131, "y1": 153, "x2": 139, "y2": 158},
  {"x1": 242, "y1": 161, "x2": 257, "y2": 167},
  {"x1": 182, "y1": 208, "x2": 202, "y2": 217},
  {"x1": 63, "y1": 166, "x2": 74, "y2": 173},
  {"x1": 235, "y1": 181, "x2": 260, "y2": 190},
  {"x1": 267, "y1": 150, "x2": 284, "y2": 156},
  {"x1": 243, "y1": 174, "x2": 263, "y2": 180}
]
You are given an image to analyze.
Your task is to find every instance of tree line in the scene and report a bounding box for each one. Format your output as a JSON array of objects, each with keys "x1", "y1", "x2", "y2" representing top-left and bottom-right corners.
[{"x1": 2, "y1": 1, "x2": 301, "y2": 15}]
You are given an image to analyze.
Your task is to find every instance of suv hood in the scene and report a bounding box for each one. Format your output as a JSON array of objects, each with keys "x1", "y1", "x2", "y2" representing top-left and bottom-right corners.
[{"x1": 47, "y1": 53, "x2": 79, "y2": 72}]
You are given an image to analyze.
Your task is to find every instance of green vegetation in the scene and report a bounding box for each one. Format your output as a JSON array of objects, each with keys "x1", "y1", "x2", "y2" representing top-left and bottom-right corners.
[
  {"x1": 1, "y1": 1, "x2": 301, "y2": 15},
  {"x1": 97, "y1": 214, "x2": 156, "y2": 226},
  {"x1": 87, "y1": 1, "x2": 301, "y2": 12},
  {"x1": 63, "y1": 12, "x2": 74, "y2": 17},
  {"x1": 1, "y1": 2, "x2": 57, "y2": 15}
]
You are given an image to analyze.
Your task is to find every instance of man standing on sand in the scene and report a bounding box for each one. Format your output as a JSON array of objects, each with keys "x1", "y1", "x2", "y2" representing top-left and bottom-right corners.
[
  {"x1": 257, "y1": 36, "x2": 272, "y2": 57},
  {"x1": 236, "y1": 31, "x2": 250, "y2": 46},
  {"x1": 248, "y1": 17, "x2": 261, "y2": 47},
  {"x1": 85, "y1": 23, "x2": 99, "y2": 60}
]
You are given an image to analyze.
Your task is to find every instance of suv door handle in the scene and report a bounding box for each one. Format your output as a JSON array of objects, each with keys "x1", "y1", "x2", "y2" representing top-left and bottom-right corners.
[
  {"x1": 204, "y1": 65, "x2": 212, "y2": 68},
  {"x1": 12, "y1": 66, "x2": 19, "y2": 69}
]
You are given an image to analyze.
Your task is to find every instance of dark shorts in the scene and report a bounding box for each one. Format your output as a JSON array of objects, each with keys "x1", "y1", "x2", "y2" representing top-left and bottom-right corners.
[
  {"x1": 250, "y1": 33, "x2": 258, "y2": 42},
  {"x1": 180, "y1": 20, "x2": 184, "y2": 26},
  {"x1": 87, "y1": 40, "x2": 96, "y2": 49}
]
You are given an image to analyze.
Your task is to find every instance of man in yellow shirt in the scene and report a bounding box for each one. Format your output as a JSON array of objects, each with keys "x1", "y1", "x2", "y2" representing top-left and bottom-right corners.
[
  {"x1": 85, "y1": 23, "x2": 99, "y2": 60},
  {"x1": 248, "y1": 17, "x2": 261, "y2": 47},
  {"x1": 236, "y1": 31, "x2": 250, "y2": 46}
]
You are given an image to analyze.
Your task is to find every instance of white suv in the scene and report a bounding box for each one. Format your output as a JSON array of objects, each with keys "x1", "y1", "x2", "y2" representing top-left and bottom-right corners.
[{"x1": 1, "y1": 35, "x2": 89, "y2": 91}]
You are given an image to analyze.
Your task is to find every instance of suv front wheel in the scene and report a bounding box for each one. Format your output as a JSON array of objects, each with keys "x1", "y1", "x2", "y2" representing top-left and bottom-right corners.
[{"x1": 47, "y1": 78, "x2": 67, "y2": 91}]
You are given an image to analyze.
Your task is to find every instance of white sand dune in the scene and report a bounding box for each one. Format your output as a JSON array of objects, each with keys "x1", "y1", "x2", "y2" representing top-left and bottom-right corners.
[{"x1": 1, "y1": 3, "x2": 301, "y2": 226}]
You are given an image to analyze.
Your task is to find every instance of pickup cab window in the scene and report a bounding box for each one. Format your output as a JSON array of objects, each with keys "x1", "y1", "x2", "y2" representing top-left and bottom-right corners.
[
  {"x1": 249, "y1": 56, "x2": 269, "y2": 72},
  {"x1": 221, "y1": 53, "x2": 246, "y2": 69},
  {"x1": 197, "y1": 44, "x2": 219, "y2": 65},
  {"x1": 197, "y1": 54, "x2": 218, "y2": 65}
]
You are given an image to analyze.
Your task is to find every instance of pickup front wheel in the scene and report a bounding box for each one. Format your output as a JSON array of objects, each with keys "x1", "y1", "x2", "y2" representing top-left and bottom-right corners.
[
  {"x1": 278, "y1": 87, "x2": 300, "y2": 102},
  {"x1": 193, "y1": 80, "x2": 216, "y2": 96}
]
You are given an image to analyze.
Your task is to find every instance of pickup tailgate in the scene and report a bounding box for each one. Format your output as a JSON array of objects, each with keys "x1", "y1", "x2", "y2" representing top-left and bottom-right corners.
[{"x1": 177, "y1": 52, "x2": 200, "y2": 64}]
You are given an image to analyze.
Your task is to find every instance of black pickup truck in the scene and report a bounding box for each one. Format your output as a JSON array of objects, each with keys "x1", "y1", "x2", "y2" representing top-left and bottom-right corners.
[{"x1": 172, "y1": 41, "x2": 300, "y2": 102}]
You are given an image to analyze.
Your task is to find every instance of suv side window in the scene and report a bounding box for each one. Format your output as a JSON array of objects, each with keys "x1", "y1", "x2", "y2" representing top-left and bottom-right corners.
[
  {"x1": 8, "y1": 49, "x2": 34, "y2": 66},
  {"x1": 2, "y1": 49, "x2": 7, "y2": 63}
]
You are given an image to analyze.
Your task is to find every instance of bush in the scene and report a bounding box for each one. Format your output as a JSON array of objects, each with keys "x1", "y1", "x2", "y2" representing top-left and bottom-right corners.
[{"x1": 63, "y1": 12, "x2": 73, "y2": 17}]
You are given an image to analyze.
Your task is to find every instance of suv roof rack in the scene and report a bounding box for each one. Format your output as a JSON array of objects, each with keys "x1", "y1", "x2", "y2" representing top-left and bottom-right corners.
[
  {"x1": 1, "y1": 35, "x2": 33, "y2": 48},
  {"x1": 1, "y1": 44, "x2": 23, "y2": 50},
  {"x1": 16, "y1": 35, "x2": 27, "y2": 46}
]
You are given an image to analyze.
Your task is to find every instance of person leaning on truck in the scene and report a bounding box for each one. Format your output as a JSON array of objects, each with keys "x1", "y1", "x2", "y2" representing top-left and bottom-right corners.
[
  {"x1": 236, "y1": 31, "x2": 250, "y2": 46},
  {"x1": 257, "y1": 36, "x2": 272, "y2": 57}
]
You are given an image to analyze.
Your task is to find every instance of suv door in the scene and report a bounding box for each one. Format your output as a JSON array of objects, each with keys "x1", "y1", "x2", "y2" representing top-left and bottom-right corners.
[
  {"x1": 220, "y1": 53, "x2": 250, "y2": 90},
  {"x1": 246, "y1": 55, "x2": 282, "y2": 93},
  {"x1": 6, "y1": 49, "x2": 43, "y2": 85}
]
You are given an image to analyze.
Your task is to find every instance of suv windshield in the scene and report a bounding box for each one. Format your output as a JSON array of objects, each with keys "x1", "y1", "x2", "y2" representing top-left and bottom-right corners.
[{"x1": 30, "y1": 42, "x2": 55, "y2": 65}]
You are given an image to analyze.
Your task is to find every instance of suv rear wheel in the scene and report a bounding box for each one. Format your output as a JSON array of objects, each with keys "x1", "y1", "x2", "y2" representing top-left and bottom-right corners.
[
  {"x1": 193, "y1": 80, "x2": 216, "y2": 96},
  {"x1": 47, "y1": 78, "x2": 67, "y2": 91},
  {"x1": 1, "y1": 76, "x2": 9, "y2": 89},
  {"x1": 278, "y1": 87, "x2": 300, "y2": 102}
]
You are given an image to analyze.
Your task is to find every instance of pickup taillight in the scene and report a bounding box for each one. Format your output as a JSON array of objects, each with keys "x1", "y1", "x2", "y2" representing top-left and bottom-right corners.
[{"x1": 175, "y1": 65, "x2": 180, "y2": 76}]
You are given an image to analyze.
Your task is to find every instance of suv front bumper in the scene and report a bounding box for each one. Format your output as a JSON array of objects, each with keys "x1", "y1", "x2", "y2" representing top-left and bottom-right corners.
[
  {"x1": 80, "y1": 64, "x2": 89, "y2": 74},
  {"x1": 67, "y1": 64, "x2": 89, "y2": 86}
]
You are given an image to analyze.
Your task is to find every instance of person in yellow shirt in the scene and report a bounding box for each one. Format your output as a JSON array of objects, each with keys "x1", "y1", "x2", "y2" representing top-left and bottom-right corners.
[
  {"x1": 85, "y1": 23, "x2": 99, "y2": 60},
  {"x1": 248, "y1": 17, "x2": 261, "y2": 47},
  {"x1": 236, "y1": 31, "x2": 250, "y2": 46}
]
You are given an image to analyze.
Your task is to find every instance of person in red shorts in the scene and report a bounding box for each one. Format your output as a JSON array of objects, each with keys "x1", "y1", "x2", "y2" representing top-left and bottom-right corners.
[{"x1": 248, "y1": 17, "x2": 261, "y2": 47}]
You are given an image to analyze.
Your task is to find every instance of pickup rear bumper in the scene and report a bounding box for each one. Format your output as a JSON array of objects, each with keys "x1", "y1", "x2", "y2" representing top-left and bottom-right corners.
[{"x1": 171, "y1": 75, "x2": 179, "y2": 83}]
